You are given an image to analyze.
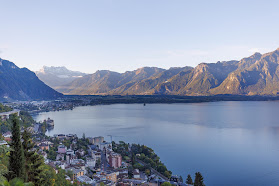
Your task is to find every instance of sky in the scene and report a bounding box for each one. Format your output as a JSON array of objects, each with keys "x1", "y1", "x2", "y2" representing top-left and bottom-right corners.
[{"x1": 1, "y1": 0, "x2": 279, "y2": 74}]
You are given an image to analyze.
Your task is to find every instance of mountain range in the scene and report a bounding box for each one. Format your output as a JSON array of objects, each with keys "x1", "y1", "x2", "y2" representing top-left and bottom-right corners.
[
  {"x1": 2, "y1": 47, "x2": 279, "y2": 100},
  {"x1": 0, "y1": 59, "x2": 62, "y2": 101},
  {"x1": 55, "y1": 48, "x2": 279, "y2": 96},
  {"x1": 36, "y1": 66, "x2": 87, "y2": 90}
]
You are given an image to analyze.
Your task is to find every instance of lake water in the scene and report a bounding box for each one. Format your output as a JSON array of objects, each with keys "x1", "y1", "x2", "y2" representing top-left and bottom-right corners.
[{"x1": 33, "y1": 101, "x2": 279, "y2": 186}]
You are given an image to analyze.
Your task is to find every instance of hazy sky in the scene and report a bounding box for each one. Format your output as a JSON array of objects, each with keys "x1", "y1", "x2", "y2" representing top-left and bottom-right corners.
[{"x1": 1, "y1": 0, "x2": 279, "y2": 73}]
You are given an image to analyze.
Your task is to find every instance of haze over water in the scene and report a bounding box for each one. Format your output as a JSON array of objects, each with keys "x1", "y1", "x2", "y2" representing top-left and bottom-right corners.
[{"x1": 34, "y1": 101, "x2": 279, "y2": 185}]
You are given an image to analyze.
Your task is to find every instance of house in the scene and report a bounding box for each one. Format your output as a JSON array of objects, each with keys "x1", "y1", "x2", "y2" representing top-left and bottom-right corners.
[
  {"x1": 95, "y1": 180, "x2": 115, "y2": 186},
  {"x1": 77, "y1": 175, "x2": 95, "y2": 184},
  {"x1": 66, "y1": 134, "x2": 76, "y2": 139},
  {"x1": 0, "y1": 140, "x2": 8, "y2": 146},
  {"x1": 39, "y1": 143, "x2": 49, "y2": 150},
  {"x1": 0, "y1": 110, "x2": 20, "y2": 121},
  {"x1": 170, "y1": 175, "x2": 179, "y2": 183},
  {"x1": 120, "y1": 179, "x2": 147, "y2": 186},
  {"x1": 3, "y1": 131, "x2": 12, "y2": 142},
  {"x1": 86, "y1": 157, "x2": 96, "y2": 167},
  {"x1": 56, "y1": 153, "x2": 64, "y2": 161},
  {"x1": 133, "y1": 169, "x2": 140, "y2": 179},
  {"x1": 66, "y1": 168, "x2": 84, "y2": 180},
  {"x1": 3, "y1": 131, "x2": 12, "y2": 138},
  {"x1": 106, "y1": 171, "x2": 119, "y2": 183},
  {"x1": 66, "y1": 149, "x2": 75, "y2": 155},
  {"x1": 92, "y1": 151, "x2": 101, "y2": 160},
  {"x1": 58, "y1": 144, "x2": 66, "y2": 153},
  {"x1": 57, "y1": 134, "x2": 66, "y2": 140}
]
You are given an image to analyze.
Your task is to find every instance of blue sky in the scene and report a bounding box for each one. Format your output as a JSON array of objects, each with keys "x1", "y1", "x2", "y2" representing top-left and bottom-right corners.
[{"x1": 1, "y1": 0, "x2": 279, "y2": 73}]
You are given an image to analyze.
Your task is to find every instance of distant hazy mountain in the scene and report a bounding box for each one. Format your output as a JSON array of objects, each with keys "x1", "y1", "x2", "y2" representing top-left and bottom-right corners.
[
  {"x1": 0, "y1": 59, "x2": 63, "y2": 101},
  {"x1": 46, "y1": 48, "x2": 279, "y2": 96},
  {"x1": 36, "y1": 66, "x2": 87, "y2": 90}
]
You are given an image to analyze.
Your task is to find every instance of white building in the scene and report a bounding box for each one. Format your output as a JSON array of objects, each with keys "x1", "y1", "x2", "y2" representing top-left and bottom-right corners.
[
  {"x1": 86, "y1": 157, "x2": 96, "y2": 167},
  {"x1": 77, "y1": 175, "x2": 95, "y2": 184}
]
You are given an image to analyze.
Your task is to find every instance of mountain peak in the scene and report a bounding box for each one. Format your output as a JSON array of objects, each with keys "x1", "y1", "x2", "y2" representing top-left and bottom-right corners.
[
  {"x1": 36, "y1": 66, "x2": 87, "y2": 89},
  {"x1": 0, "y1": 59, "x2": 62, "y2": 100}
]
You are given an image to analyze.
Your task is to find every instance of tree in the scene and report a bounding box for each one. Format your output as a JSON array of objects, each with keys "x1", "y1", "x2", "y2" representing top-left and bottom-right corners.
[
  {"x1": 145, "y1": 169, "x2": 150, "y2": 176},
  {"x1": 164, "y1": 170, "x2": 171, "y2": 179},
  {"x1": 194, "y1": 172, "x2": 205, "y2": 186},
  {"x1": 128, "y1": 166, "x2": 133, "y2": 179},
  {"x1": 22, "y1": 128, "x2": 44, "y2": 185},
  {"x1": 40, "y1": 165, "x2": 56, "y2": 186},
  {"x1": 0, "y1": 177, "x2": 33, "y2": 186},
  {"x1": 56, "y1": 169, "x2": 71, "y2": 186},
  {"x1": 0, "y1": 145, "x2": 9, "y2": 181},
  {"x1": 7, "y1": 114, "x2": 25, "y2": 180},
  {"x1": 179, "y1": 175, "x2": 183, "y2": 183},
  {"x1": 186, "y1": 174, "x2": 193, "y2": 185},
  {"x1": 161, "y1": 182, "x2": 172, "y2": 186}
]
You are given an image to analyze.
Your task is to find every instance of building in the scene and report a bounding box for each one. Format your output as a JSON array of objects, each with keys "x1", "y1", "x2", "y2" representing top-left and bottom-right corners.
[
  {"x1": 170, "y1": 175, "x2": 179, "y2": 183},
  {"x1": 94, "y1": 136, "x2": 104, "y2": 145},
  {"x1": 3, "y1": 131, "x2": 12, "y2": 142},
  {"x1": 77, "y1": 175, "x2": 95, "y2": 184},
  {"x1": 92, "y1": 151, "x2": 101, "y2": 160},
  {"x1": 120, "y1": 179, "x2": 147, "y2": 185},
  {"x1": 66, "y1": 168, "x2": 84, "y2": 181},
  {"x1": 0, "y1": 110, "x2": 20, "y2": 121},
  {"x1": 39, "y1": 143, "x2": 49, "y2": 150},
  {"x1": 106, "y1": 171, "x2": 119, "y2": 183},
  {"x1": 44, "y1": 118, "x2": 54, "y2": 127},
  {"x1": 66, "y1": 149, "x2": 75, "y2": 164},
  {"x1": 58, "y1": 144, "x2": 67, "y2": 153},
  {"x1": 3, "y1": 131, "x2": 12, "y2": 138},
  {"x1": 56, "y1": 153, "x2": 64, "y2": 161},
  {"x1": 76, "y1": 149, "x2": 85, "y2": 156},
  {"x1": 133, "y1": 169, "x2": 140, "y2": 179},
  {"x1": 87, "y1": 137, "x2": 94, "y2": 144},
  {"x1": 99, "y1": 142, "x2": 112, "y2": 151},
  {"x1": 95, "y1": 180, "x2": 115, "y2": 186},
  {"x1": 86, "y1": 157, "x2": 96, "y2": 167},
  {"x1": 66, "y1": 149, "x2": 75, "y2": 156},
  {"x1": 0, "y1": 140, "x2": 8, "y2": 146},
  {"x1": 109, "y1": 153, "x2": 122, "y2": 168},
  {"x1": 66, "y1": 134, "x2": 76, "y2": 139},
  {"x1": 57, "y1": 134, "x2": 66, "y2": 140}
]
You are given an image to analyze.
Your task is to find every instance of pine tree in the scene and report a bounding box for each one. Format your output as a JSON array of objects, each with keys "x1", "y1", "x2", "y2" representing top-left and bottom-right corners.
[
  {"x1": 22, "y1": 128, "x2": 44, "y2": 185},
  {"x1": 194, "y1": 172, "x2": 205, "y2": 186},
  {"x1": 7, "y1": 114, "x2": 25, "y2": 180},
  {"x1": 179, "y1": 175, "x2": 183, "y2": 183},
  {"x1": 186, "y1": 174, "x2": 193, "y2": 185}
]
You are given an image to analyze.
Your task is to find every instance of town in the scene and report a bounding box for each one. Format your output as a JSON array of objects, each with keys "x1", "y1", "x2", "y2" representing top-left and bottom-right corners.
[
  {"x1": 1, "y1": 131, "x2": 189, "y2": 186},
  {"x1": 0, "y1": 105, "x2": 203, "y2": 186}
]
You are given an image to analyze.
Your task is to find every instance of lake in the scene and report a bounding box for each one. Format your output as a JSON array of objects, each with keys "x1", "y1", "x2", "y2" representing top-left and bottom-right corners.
[{"x1": 33, "y1": 101, "x2": 279, "y2": 185}]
